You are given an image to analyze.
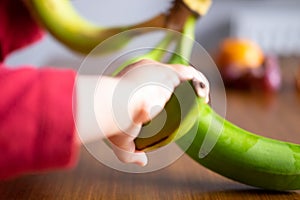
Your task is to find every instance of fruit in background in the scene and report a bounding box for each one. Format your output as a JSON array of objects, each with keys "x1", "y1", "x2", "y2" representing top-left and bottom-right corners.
[
  {"x1": 216, "y1": 38, "x2": 281, "y2": 92},
  {"x1": 217, "y1": 38, "x2": 264, "y2": 69}
]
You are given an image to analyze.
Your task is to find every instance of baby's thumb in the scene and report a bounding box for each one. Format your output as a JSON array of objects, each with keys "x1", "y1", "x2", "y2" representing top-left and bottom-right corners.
[
  {"x1": 131, "y1": 151, "x2": 148, "y2": 166},
  {"x1": 111, "y1": 144, "x2": 148, "y2": 166}
]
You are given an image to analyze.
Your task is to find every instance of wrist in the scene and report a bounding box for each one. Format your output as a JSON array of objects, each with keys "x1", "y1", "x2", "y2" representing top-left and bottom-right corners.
[
  {"x1": 76, "y1": 75, "x2": 101, "y2": 144},
  {"x1": 94, "y1": 76, "x2": 121, "y2": 138},
  {"x1": 76, "y1": 75, "x2": 124, "y2": 144}
]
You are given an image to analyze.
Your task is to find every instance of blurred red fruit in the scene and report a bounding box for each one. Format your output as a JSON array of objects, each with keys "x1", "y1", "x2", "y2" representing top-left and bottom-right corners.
[{"x1": 216, "y1": 38, "x2": 281, "y2": 92}]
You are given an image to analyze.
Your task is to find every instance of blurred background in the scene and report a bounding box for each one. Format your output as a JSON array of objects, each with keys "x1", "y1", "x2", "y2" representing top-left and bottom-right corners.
[{"x1": 6, "y1": 0, "x2": 300, "y2": 68}]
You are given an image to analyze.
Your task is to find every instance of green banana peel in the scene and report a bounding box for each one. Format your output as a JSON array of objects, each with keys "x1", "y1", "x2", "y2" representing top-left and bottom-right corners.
[
  {"x1": 170, "y1": 14, "x2": 300, "y2": 191},
  {"x1": 132, "y1": 15, "x2": 300, "y2": 191},
  {"x1": 179, "y1": 101, "x2": 300, "y2": 190}
]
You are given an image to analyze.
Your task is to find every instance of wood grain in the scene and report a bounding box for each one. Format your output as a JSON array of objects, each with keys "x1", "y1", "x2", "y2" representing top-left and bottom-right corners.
[{"x1": 0, "y1": 58, "x2": 300, "y2": 199}]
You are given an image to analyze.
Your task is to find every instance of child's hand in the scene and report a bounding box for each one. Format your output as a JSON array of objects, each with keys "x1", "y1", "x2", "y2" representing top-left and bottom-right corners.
[
  {"x1": 77, "y1": 59, "x2": 209, "y2": 166},
  {"x1": 95, "y1": 59, "x2": 209, "y2": 166}
]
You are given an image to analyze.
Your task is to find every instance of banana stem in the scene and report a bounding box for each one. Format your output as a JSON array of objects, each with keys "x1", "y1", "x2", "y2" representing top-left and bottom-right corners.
[
  {"x1": 168, "y1": 15, "x2": 197, "y2": 65},
  {"x1": 112, "y1": 32, "x2": 174, "y2": 76},
  {"x1": 113, "y1": 13, "x2": 197, "y2": 76}
]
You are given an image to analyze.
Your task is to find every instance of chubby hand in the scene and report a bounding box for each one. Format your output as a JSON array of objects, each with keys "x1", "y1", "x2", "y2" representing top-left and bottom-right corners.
[{"x1": 94, "y1": 59, "x2": 209, "y2": 166}]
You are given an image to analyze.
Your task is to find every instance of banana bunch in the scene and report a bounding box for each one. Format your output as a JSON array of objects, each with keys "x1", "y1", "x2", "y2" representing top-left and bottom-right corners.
[{"x1": 27, "y1": 0, "x2": 300, "y2": 191}]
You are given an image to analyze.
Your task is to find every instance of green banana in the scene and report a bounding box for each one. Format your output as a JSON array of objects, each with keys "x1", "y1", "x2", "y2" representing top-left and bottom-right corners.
[
  {"x1": 25, "y1": 0, "x2": 167, "y2": 54},
  {"x1": 178, "y1": 100, "x2": 300, "y2": 191},
  {"x1": 133, "y1": 16, "x2": 300, "y2": 191}
]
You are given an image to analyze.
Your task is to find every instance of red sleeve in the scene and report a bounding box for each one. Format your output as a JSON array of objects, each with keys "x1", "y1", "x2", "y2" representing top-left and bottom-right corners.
[
  {"x1": 0, "y1": 65, "x2": 79, "y2": 180},
  {"x1": 0, "y1": 1, "x2": 79, "y2": 179}
]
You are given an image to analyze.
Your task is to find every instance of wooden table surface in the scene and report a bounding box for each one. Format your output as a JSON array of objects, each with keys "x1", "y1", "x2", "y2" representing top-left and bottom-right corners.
[{"x1": 1, "y1": 58, "x2": 300, "y2": 200}]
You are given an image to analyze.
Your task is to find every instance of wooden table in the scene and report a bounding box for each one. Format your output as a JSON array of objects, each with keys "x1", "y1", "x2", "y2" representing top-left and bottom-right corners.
[{"x1": 1, "y1": 58, "x2": 300, "y2": 199}]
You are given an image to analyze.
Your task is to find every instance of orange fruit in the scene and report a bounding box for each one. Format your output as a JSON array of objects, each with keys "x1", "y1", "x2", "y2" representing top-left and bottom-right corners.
[{"x1": 217, "y1": 38, "x2": 264, "y2": 69}]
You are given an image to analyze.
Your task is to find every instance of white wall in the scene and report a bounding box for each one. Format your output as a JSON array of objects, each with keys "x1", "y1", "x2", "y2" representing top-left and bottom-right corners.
[{"x1": 196, "y1": 0, "x2": 300, "y2": 55}]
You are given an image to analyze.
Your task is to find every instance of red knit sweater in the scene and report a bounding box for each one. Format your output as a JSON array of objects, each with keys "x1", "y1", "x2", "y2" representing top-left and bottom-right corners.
[{"x1": 0, "y1": 0, "x2": 78, "y2": 179}]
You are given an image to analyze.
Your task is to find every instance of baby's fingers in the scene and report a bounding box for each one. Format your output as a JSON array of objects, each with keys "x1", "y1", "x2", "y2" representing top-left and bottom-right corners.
[
  {"x1": 108, "y1": 124, "x2": 148, "y2": 166},
  {"x1": 111, "y1": 145, "x2": 148, "y2": 166},
  {"x1": 167, "y1": 64, "x2": 195, "y2": 81},
  {"x1": 168, "y1": 64, "x2": 210, "y2": 103}
]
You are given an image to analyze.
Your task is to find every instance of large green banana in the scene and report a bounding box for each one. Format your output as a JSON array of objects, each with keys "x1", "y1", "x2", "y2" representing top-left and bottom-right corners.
[
  {"x1": 178, "y1": 100, "x2": 300, "y2": 191},
  {"x1": 25, "y1": 0, "x2": 167, "y2": 54},
  {"x1": 133, "y1": 16, "x2": 300, "y2": 191}
]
